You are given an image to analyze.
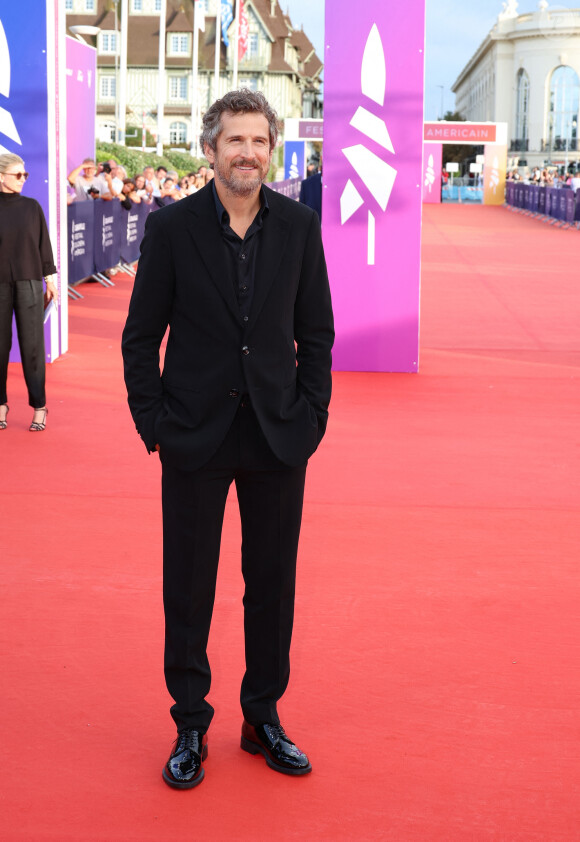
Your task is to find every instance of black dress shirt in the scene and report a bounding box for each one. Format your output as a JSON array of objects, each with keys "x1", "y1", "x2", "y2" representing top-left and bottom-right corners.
[{"x1": 212, "y1": 181, "x2": 269, "y2": 323}]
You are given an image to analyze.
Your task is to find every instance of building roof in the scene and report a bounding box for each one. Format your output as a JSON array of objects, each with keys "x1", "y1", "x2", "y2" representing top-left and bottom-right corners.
[{"x1": 66, "y1": 0, "x2": 322, "y2": 79}]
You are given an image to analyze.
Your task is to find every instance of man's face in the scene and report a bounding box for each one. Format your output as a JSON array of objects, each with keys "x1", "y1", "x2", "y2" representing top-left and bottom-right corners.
[
  {"x1": 143, "y1": 167, "x2": 154, "y2": 181},
  {"x1": 205, "y1": 111, "x2": 272, "y2": 198}
]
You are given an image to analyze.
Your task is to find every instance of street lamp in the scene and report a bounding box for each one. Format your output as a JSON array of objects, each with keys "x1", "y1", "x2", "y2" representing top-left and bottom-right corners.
[{"x1": 437, "y1": 84, "x2": 445, "y2": 120}]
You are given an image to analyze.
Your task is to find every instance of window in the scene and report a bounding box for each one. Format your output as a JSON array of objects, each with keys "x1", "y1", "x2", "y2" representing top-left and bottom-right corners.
[
  {"x1": 247, "y1": 33, "x2": 259, "y2": 59},
  {"x1": 85, "y1": 0, "x2": 95, "y2": 10},
  {"x1": 515, "y1": 69, "x2": 530, "y2": 142},
  {"x1": 155, "y1": 0, "x2": 162, "y2": 9},
  {"x1": 131, "y1": 0, "x2": 143, "y2": 10},
  {"x1": 169, "y1": 121, "x2": 187, "y2": 145},
  {"x1": 65, "y1": 0, "x2": 73, "y2": 11},
  {"x1": 169, "y1": 76, "x2": 188, "y2": 101},
  {"x1": 168, "y1": 33, "x2": 190, "y2": 56},
  {"x1": 100, "y1": 75, "x2": 116, "y2": 99},
  {"x1": 549, "y1": 65, "x2": 580, "y2": 152},
  {"x1": 99, "y1": 32, "x2": 118, "y2": 55}
]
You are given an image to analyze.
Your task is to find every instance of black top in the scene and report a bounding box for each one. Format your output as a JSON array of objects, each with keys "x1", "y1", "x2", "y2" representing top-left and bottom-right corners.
[
  {"x1": 0, "y1": 192, "x2": 57, "y2": 283},
  {"x1": 212, "y1": 181, "x2": 269, "y2": 322}
]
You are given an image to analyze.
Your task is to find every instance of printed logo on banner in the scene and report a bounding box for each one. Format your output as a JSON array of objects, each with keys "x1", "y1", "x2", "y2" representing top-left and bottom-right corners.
[
  {"x1": 490, "y1": 157, "x2": 500, "y2": 193},
  {"x1": 0, "y1": 20, "x2": 22, "y2": 153},
  {"x1": 289, "y1": 153, "x2": 299, "y2": 179},
  {"x1": 424, "y1": 154, "x2": 435, "y2": 193},
  {"x1": 102, "y1": 214, "x2": 114, "y2": 249},
  {"x1": 71, "y1": 218, "x2": 86, "y2": 260},
  {"x1": 339, "y1": 25, "x2": 397, "y2": 266},
  {"x1": 127, "y1": 211, "x2": 139, "y2": 246}
]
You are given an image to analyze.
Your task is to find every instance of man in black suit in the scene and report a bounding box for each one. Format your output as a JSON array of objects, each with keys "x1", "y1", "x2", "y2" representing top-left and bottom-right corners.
[{"x1": 122, "y1": 90, "x2": 334, "y2": 789}]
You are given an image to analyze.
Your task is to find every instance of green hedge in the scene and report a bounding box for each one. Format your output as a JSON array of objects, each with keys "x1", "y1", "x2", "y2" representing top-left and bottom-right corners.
[{"x1": 95, "y1": 142, "x2": 208, "y2": 178}]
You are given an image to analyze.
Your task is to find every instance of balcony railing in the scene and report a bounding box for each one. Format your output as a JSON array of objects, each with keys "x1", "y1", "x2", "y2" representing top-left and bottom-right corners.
[
  {"x1": 510, "y1": 139, "x2": 529, "y2": 152},
  {"x1": 541, "y1": 138, "x2": 579, "y2": 152}
]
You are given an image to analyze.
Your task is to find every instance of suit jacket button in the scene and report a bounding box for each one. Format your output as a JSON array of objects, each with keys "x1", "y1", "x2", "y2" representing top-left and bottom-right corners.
[
  {"x1": 229, "y1": 389, "x2": 239, "y2": 398},
  {"x1": 242, "y1": 346, "x2": 250, "y2": 355}
]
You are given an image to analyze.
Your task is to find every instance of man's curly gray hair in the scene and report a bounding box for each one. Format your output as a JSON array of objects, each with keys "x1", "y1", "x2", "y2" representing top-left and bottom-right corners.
[{"x1": 200, "y1": 89, "x2": 279, "y2": 154}]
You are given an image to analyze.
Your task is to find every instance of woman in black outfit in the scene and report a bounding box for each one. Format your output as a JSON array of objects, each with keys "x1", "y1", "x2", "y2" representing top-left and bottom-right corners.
[{"x1": 0, "y1": 153, "x2": 58, "y2": 431}]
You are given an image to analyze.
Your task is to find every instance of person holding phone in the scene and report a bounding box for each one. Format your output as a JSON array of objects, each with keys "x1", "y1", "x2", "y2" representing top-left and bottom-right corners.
[{"x1": 0, "y1": 153, "x2": 57, "y2": 432}]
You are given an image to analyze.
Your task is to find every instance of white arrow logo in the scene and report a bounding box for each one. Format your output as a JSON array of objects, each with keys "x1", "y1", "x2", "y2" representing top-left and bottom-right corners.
[
  {"x1": 424, "y1": 154, "x2": 435, "y2": 192},
  {"x1": 490, "y1": 156, "x2": 500, "y2": 192},
  {"x1": 340, "y1": 24, "x2": 396, "y2": 265},
  {"x1": 0, "y1": 20, "x2": 23, "y2": 153},
  {"x1": 289, "y1": 151, "x2": 299, "y2": 179}
]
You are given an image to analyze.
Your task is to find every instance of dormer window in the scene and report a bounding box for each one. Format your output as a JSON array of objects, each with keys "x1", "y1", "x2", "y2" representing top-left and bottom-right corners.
[{"x1": 168, "y1": 33, "x2": 191, "y2": 56}]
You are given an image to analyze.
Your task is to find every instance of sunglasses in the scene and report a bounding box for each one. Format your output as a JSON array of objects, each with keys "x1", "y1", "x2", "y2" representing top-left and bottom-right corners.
[{"x1": 3, "y1": 171, "x2": 29, "y2": 180}]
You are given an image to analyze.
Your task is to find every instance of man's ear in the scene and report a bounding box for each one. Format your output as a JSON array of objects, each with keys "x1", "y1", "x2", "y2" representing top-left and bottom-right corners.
[{"x1": 204, "y1": 144, "x2": 215, "y2": 165}]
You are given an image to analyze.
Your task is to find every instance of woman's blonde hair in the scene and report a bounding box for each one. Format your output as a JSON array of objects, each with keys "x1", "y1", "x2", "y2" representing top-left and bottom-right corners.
[{"x1": 0, "y1": 153, "x2": 24, "y2": 172}]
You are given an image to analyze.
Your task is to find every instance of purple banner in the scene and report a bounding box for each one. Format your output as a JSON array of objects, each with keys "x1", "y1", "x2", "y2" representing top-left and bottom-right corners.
[
  {"x1": 66, "y1": 36, "x2": 97, "y2": 175},
  {"x1": 322, "y1": 3, "x2": 425, "y2": 371}
]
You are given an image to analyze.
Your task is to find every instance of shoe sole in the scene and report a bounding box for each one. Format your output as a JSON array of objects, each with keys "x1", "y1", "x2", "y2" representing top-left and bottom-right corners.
[
  {"x1": 240, "y1": 736, "x2": 312, "y2": 776},
  {"x1": 162, "y1": 766, "x2": 205, "y2": 789}
]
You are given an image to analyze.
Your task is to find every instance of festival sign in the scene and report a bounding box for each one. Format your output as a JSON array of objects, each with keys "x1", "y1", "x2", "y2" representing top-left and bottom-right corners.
[
  {"x1": 284, "y1": 141, "x2": 305, "y2": 180},
  {"x1": 424, "y1": 122, "x2": 497, "y2": 144},
  {"x1": 323, "y1": 2, "x2": 425, "y2": 372},
  {"x1": 1, "y1": 1, "x2": 67, "y2": 362}
]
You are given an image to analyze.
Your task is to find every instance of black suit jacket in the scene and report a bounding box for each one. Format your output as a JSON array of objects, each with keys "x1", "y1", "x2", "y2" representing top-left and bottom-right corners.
[{"x1": 122, "y1": 182, "x2": 334, "y2": 470}]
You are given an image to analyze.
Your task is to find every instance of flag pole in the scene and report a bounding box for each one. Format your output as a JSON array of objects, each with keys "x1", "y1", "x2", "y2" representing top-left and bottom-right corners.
[
  {"x1": 118, "y1": 0, "x2": 128, "y2": 144},
  {"x1": 156, "y1": 0, "x2": 167, "y2": 157},
  {"x1": 232, "y1": 0, "x2": 240, "y2": 89},
  {"x1": 191, "y1": 0, "x2": 200, "y2": 156},
  {"x1": 214, "y1": 0, "x2": 221, "y2": 102}
]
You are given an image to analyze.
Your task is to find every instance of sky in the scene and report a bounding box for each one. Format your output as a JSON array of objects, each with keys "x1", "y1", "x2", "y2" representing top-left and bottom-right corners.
[{"x1": 283, "y1": 1, "x2": 580, "y2": 119}]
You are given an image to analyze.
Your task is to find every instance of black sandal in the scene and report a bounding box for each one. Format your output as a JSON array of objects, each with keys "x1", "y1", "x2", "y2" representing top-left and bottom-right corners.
[
  {"x1": 30, "y1": 407, "x2": 48, "y2": 432},
  {"x1": 0, "y1": 404, "x2": 8, "y2": 430}
]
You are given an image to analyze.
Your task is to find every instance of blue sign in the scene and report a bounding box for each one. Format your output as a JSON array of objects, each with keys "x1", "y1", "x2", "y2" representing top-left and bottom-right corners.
[
  {"x1": 0, "y1": 8, "x2": 49, "y2": 212},
  {"x1": 284, "y1": 141, "x2": 305, "y2": 181},
  {"x1": 1, "y1": 5, "x2": 53, "y2": 363}
]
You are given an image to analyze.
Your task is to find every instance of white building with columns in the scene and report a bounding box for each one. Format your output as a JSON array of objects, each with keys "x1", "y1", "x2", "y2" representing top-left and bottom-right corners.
[{"x1": 452, "y1": 1, "x2": 580, "y2": 170}]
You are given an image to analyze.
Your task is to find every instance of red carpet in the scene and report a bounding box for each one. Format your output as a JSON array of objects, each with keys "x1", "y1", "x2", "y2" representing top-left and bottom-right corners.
[{"x1": 1, "y1": 204, "x2": 579, "y2": 840}]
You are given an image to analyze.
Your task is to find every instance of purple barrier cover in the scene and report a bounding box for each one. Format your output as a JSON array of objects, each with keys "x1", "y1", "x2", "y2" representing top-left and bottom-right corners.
[
  {"x1": 68, "y1": 200, "x2": 95, "y2": 283},
  {"x1": 566, "y1": 190, "x2": 576, "y2": 223},
  {"x1": 538, "y1": 188, "x2": 546, "y2": 215},
  {"x1": 93, "y1": 199, "x2": 122, "y2": 273},
  {"x1": 120, "y1": 202, "x2": 153, "y2": 263},
  {"x1": 268, "y1": 177, "x2": 301, "y2": 200}
]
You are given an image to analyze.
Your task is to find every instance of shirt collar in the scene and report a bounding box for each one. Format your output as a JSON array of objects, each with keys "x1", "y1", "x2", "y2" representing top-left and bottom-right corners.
[{"x1": 212, "y1": 179, "x2": 269, "y2": 226}]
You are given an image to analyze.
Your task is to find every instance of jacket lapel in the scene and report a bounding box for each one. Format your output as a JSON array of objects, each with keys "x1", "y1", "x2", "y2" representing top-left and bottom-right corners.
[
  {"x1": 247, "y1": 190, "x2": 291, "y2": 330},
  {"x1": 184, "y1": 186, "x2": 239, "y2": 322}
]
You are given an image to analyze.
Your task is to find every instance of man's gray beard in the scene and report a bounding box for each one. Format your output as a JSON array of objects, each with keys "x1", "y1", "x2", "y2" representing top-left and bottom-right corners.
[{"x1": 214, "y1": 161, "x2": 264, "y2": 197}]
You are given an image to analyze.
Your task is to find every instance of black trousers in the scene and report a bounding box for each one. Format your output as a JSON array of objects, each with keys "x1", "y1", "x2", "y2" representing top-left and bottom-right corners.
[
  {"x1": 161, "y1": 399, "x2": 307, "y2": 733},
  {"x1": 0, "y1": 280, "x2": 46, "y2": 408}
]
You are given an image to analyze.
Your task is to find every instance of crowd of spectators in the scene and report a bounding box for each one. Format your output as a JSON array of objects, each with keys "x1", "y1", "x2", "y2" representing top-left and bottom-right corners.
[
  {"x1": 67, "y1": 158, "x2": 214, "y2": 208},
  {"x1": 507, "y1": 166, "x2": 580, "y2": 191}
]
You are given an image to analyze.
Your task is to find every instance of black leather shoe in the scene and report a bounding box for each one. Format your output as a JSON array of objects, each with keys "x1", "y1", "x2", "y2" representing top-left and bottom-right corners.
[
  {"x1": 241, "y1": 721, "x2": 312, "y2": 775},
  {"x1": 162, "y1": 729, "x2": 208, "y2": 789}
]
